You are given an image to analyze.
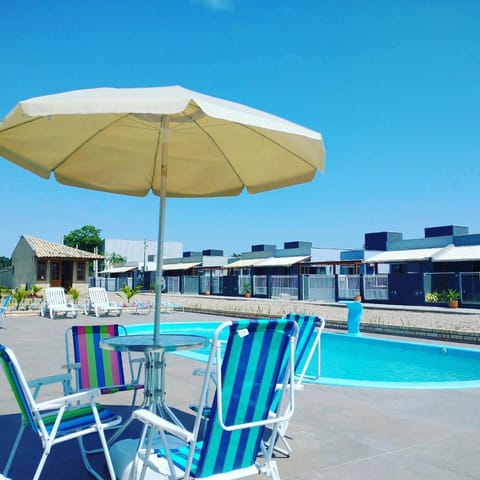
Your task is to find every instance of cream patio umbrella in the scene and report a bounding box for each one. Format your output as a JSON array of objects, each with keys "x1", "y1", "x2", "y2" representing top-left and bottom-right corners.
[{"x1": 0, "y1": 86, "x2": 325, "y2": 343}]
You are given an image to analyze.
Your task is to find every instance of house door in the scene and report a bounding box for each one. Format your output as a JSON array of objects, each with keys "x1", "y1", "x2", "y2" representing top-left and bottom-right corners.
[
  {"x1": 49, "y1": 260, "x2": 73, "y2": 289},
  {"x1": 61, "y1": 261, "x2": 73, "y2": 290},
  {"x1": 50, "y1": 261, "x2": 61, "y2": 287}
]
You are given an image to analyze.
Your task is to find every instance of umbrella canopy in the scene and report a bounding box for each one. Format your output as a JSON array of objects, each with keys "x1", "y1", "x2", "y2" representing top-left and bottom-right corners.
[{"x1": 0, "y1": 85, "x2": 325, "y2": 342}]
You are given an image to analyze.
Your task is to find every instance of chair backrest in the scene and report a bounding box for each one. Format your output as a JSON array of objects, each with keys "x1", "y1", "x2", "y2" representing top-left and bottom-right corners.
[
  {"x1": 67, "y1": 324, "x2": 127, "y2": 390},
  {"x1": 192, "y1": 319, "x2": 296, "y2": 478},
  {"x1": 45, "y1": 287, "x2": 67, "y2": 306},
  {"x1": 88, "y1": 287, "x2": 110, "y2": 306},
  {"x1": 0, "y1": 344, "x2": 40, "y2": 433},
  {"x1": 284, "y1": 313, "x2": 325, "y2": 383}
]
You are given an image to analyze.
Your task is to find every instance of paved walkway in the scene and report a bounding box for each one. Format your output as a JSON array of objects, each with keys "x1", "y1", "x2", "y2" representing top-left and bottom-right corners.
[{"x1": 0, "y1": 310, "x2": 479, "y2": 479}]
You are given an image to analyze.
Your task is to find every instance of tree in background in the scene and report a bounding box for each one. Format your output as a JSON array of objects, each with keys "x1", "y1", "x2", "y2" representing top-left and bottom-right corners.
[
  {"x1": 0, "y1": 256, "x2": 11, "y2": 268},
  {"x1": 105, "y1": 252, "x2": 127, "y2": 269},
  {"x1": 63, "y1": 225, "x2": 103, "y2": 253}
]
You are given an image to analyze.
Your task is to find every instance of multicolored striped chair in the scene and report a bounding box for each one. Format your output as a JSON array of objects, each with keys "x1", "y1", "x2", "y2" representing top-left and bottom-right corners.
[
  {"x1": 0, "y1": 343, "x2": 121, "y2": 480},
  {"x1": 64, "y1": 324, "x2": 144, "y2": 408},
  {"x1": 125, "y1": 319, "x2": 297, "y2": 480}
]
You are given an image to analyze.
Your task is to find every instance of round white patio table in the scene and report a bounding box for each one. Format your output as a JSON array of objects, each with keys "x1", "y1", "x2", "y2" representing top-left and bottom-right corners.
[{"x1": 100, "y1": 333, "x2": 209, "y2": 427}]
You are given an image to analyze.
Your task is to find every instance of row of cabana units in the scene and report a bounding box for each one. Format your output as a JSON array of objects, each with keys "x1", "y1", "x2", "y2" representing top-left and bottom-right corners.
[{"x1": 97, "y1": 226, "x2": 480, "y2": 308}]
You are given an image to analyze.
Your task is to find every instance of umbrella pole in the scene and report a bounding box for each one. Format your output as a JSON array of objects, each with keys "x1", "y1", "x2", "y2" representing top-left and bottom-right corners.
[{"x1": 153, "y1": 117, "x2": 170, "y2": 345}]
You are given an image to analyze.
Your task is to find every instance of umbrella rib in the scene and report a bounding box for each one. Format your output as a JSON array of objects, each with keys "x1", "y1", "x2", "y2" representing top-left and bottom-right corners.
[
  {"x1": 185, "y1": 114, "x2": 323, "y2": 180},
  {"x1": 0, "y1": 116, "x2": 40, "y2": 133},
  {"x1": 235, "y1": 122, "x2": 324, "y2": 169},
  {"x1": 49, "y1": 114, "x2": 131, "y2": 171}
]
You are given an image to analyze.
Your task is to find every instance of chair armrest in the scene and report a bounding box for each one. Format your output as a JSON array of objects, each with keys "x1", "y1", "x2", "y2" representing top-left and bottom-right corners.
[
  {"x1": 36, "y1": 387, "x2": 101, "y2": 411},
  {"x1": 61, "y1": 362, "x2": 81, "y2": 371},
  {"x1": 28, "y1": 373, "x2": 72, "y2": 398},
  {"x1": 132, "y1": 409, "x2": 194, "y2": 443}
]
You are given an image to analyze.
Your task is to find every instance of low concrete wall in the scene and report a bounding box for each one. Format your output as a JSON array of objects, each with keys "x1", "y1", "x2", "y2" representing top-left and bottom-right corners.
[{"x1": 159, "y1": 294, "x2": 480, "y2": 344}]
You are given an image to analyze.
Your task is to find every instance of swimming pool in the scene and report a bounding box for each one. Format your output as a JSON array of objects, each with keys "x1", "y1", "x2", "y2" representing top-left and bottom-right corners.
[{"x1": 125, "y1": 321, "x2": 480, "y2": 389}]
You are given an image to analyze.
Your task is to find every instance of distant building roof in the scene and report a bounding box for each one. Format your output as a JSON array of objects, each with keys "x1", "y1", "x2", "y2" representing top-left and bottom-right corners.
[
  {"x1": 104, "y1": 239, "x2": 182, "y2": 262},
  {"x1": 255, "y1": 255, "x2": 310, "y2": 267},
  {"x1": 225, "y1": 258, "x2": 265, "y2": 268},
  {"x1": 162, "y1": 262, "x2": 201, "y2": 271},
  {"x1": 364, "y1": 247, "x2": 443, "y2": 263},
  {"x1": 23, "y1": 235, "x2": 104, "y2": 259}
]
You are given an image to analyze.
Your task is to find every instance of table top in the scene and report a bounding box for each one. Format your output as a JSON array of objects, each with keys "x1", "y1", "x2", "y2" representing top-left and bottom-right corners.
[{"x1": 100, "y1": 333, "x2": 209, "y2": 353}]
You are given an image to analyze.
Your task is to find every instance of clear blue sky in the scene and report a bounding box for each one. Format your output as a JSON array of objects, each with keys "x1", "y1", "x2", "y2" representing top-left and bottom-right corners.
[{"x1": 1, "y1": 1, "x2": 479, "y2": 258}]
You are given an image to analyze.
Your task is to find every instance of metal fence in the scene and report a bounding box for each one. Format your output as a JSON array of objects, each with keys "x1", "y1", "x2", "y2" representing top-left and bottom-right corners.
[
  {"x1": 90, "y1": 276, "x2": 132, "y2": 292},
  {"x1": 253, "y1": 275, "x2": 267, "y2": 296},
  {"x1": 183, "y1": 276, "x2": 200, "y2": 294},
  {"x1": 211, "y1": 276, "x2": 223, "y2": 295},
  {"x1": 459, "y1": 272, "x2": 480, "y2": 304},
  {"x1": 270, "y1": 275, "x2": 298, "y2": 300},
  {"x1": 364, "y1": 274, "x2": 389, "y2": 300},
  {"x1": 166, "y1": 276, "x2": 180, "y2": 293},
  {"x1": 337, "y1": 274, "x2": 361, "y2": 299},
  {"x1": 302, "y1": 274, "x2": 335, "y2": 301}
]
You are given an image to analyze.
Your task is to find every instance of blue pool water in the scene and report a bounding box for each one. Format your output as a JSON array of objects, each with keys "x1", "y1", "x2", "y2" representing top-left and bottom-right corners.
[{"x1": 125, "y1": 321, "x2": 480, "y2": 389}]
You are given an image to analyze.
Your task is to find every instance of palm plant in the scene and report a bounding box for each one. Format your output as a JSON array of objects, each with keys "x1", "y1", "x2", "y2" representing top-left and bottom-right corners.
[
  {"x1": 118, "y1": 284, "x2": 143, "y2": 304},
  {"x1": 68, "y1": 287, "x2": 81, "y2": 304},
  {"x1": 12, "y1": 287, "x2": 27, "y2": 310}
]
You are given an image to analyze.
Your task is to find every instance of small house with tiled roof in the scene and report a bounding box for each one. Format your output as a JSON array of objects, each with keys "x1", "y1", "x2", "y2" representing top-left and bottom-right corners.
[{"x1": 11, "y1": 235, "x2": 104, "y2": 291}]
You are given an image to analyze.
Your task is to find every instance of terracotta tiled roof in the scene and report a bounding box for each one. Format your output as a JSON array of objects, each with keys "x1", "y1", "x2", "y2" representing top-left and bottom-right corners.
[{"x1": 23, "y1": 235, "x2": 104, "y2": 259}]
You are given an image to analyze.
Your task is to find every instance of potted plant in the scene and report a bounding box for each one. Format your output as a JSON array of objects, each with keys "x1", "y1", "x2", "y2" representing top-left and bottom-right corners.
[
  {"x1": 68, "y1": 287, "x2": 81, "y2": 304},
  {"x1": 443, "y1": 289, "x2": 460, "y2": 308},
  {"x1": 353, "y1": 292, "x2": 362, "y2": 302},
  {"x1": 425, "y1": 291, "x2": 439, "y2": 303},
  {"x1": 241, "y1": 280, "x2": 252, "y2": 298},
  {"x1": 118, "y1": 284, "x2": 143, "y2": 305}
]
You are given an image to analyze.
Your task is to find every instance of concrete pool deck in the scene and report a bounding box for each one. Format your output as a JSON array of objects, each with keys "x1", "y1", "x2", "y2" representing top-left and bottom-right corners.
[{"x1": 1, "y1": 310, "x2": 480, "y2": 479}]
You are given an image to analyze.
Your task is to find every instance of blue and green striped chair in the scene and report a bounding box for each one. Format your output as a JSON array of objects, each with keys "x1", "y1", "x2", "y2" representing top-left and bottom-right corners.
[
  {"x1": 127, "y1": 319, "x2": 297, "y2": 480},
  {"x1": 283, "y1": 313, "x2": 325, "y2": 385},
  {"x1": 0, "y1": 343, "x2": 122, "y2": 480},
  {"x1": 268, "y1": 313, "x2": 325, "y2": 456}
]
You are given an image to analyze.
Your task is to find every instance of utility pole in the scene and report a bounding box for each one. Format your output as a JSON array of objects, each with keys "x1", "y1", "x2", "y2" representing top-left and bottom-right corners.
[{"x1": 143, "y1": 239, "x2": 147, "y2": 284}]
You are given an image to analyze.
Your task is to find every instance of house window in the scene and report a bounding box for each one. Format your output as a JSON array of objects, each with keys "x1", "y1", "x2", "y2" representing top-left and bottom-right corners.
[
  {"x1": 77, "y1": 262, "x2": 86, "y2": 281},
  {"x1": 51, "y1": 262, "x2": 60, "y2": 281},
  {"x1": 37, "y1": 261, "x2": 47, "y2": 281}
]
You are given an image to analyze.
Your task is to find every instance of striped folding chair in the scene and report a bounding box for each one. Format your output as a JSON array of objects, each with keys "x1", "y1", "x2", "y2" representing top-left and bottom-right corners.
[
  {"x1": 64, "y1": 324, "x2": 144, "y2": 408},
  {"x1": 123, "y1": 319, "x2": 297, "y2": 480},
  {"x1": 284, "y1": 313, "x2": 325, "y2": 385},
  {"x1": 268, "y1": 313, "x2": 325, "y2": 456},
  {"x1": 0, "y1": 344, "x2": 121, "y2": 480}
]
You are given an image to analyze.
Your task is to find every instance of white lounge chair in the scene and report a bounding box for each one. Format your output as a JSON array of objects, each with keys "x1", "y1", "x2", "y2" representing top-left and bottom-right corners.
[
  {"x1": 86, "y1": 287, "x2": 123, "y2": 317},
  {"x1": 41, "y1": 287, "x2": 80, "y2": 319},
  {"x1": 133, "y1": 301, "x2": 152, "y2": 315}
]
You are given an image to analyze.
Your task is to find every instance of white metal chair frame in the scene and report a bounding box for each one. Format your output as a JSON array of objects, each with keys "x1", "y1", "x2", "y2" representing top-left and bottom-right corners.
[
  {"x1": 0, "y1": 344, "x2": 121, "y2": 480},
  {"x1": 122, "y1": 319, "x2": 297, "y2": 480}
]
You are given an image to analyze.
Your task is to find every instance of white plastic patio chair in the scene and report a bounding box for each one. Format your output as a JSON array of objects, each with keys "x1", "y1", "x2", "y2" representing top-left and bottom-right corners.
[
  {"x1": 41, "y1": 287, "x2": 80, "y2": 319},
  {"x1": 0, "y1": 343, "x2": 122, "y2": 480},
  {"x1": 86, "y1": 287, "x2": 123, "y2": 317}
]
